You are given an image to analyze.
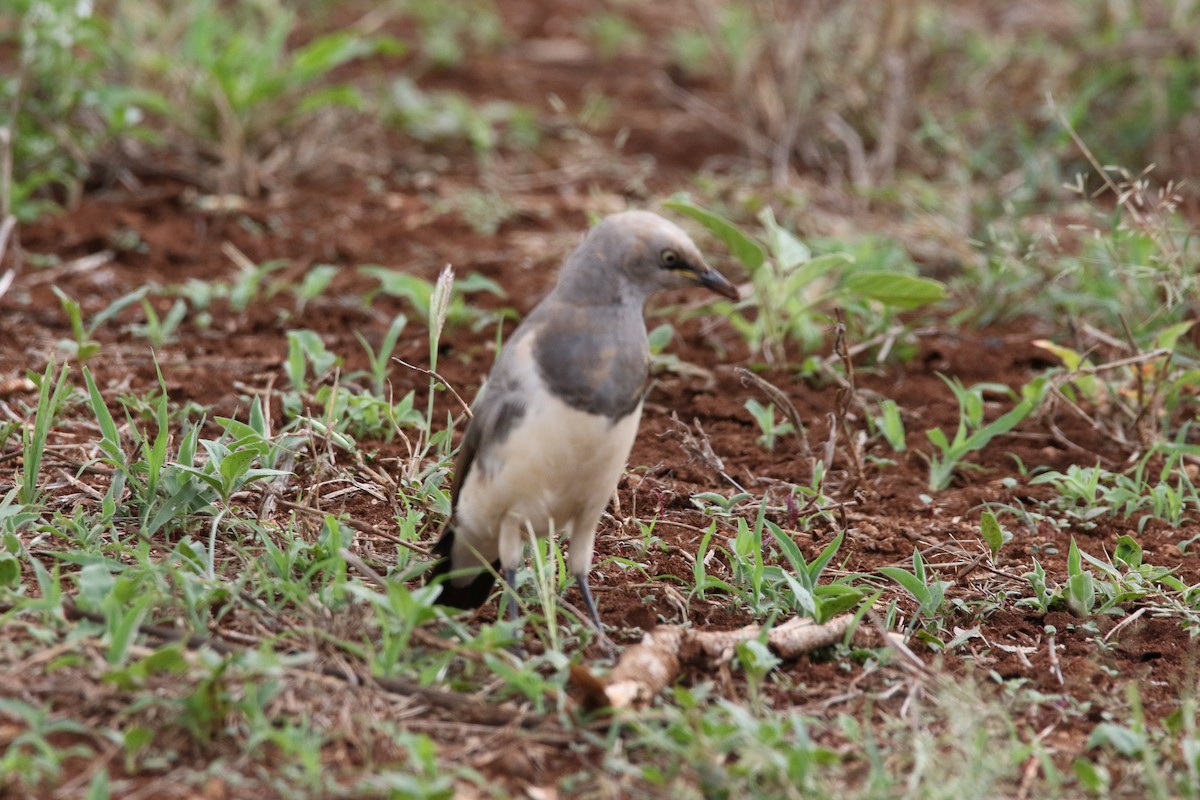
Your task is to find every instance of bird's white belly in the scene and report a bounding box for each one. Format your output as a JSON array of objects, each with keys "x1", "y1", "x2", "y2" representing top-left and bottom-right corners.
[{"x1": 457, "y1": 394, "x2": 642, "y2": 550}]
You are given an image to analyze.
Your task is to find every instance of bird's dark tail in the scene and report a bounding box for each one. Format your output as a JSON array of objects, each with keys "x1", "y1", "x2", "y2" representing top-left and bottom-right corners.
[{"x1": 428, "y1": 527, "x2": 500, "y2": 609}]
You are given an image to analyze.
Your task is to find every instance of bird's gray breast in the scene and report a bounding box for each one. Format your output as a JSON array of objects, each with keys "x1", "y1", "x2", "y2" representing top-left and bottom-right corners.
[{"x1": 532, "y1": 305, "x2": 648, "y2": 421}]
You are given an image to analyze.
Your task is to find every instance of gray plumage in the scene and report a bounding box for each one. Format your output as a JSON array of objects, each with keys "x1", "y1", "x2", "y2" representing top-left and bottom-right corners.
[{"x1": 430, "y1": 210, "x2": 737, "y2": 627}]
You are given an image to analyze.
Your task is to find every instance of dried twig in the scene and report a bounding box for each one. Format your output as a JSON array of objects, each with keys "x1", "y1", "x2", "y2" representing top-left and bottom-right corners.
[
  {"x1": 666, "y1": 411, "x2": 746, "y2": 493},
  {"x1": 832, "y1": 310, "x2": 865, "y2": 489},
  {"x1": 393, "y1": 358, "x2": 473, "y2": 419},
  {"x1": 736, "y1": 367, "x2": 812, "y2": 461},
  {"x1": 577, "y1": 614, "x2": 858, "y2": 710}
]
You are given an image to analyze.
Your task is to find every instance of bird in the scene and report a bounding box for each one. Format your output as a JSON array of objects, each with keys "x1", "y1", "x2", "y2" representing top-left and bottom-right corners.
[{"x1": 428, "y1": 210, "x2": 738, "y2": 631}]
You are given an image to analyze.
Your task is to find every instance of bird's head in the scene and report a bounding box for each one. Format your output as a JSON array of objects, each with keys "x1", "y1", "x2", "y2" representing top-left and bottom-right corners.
[{"x1": 557, "y1": 210, "x2": 739, "y2": 306}]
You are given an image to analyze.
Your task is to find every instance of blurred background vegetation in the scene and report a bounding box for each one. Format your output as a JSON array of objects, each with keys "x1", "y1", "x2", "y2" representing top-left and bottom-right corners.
[{"x1": 4, "y1": 0, "x2": 1199, "y2": 213}]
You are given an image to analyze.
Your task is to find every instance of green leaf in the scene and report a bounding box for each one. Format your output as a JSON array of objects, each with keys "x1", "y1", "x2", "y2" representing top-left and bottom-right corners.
[
  {"x1": 1154, "y1": 320, "x2": 1195, "y2": 352},
  {"x1": 1088, "y1": 722, "x2": 1145, "y2": 756},
  {"x1": 980, "y1": 511, "x2": 1004, "y2": 558},
  {"x1": 89, "y1": 286, "x2": 150, "y2": 336},
  {"x1": 0, "y1": 554, "x2": 19, "y2": 587},
  {"x1": 757, "y1": 206, "x2": 810, "y2": 270},
  {"x1": 878, "y1": 566, "x2": 929, "y2": 605},
  {"x1": 76, "y1": 562, "x2": 116, "y2": 610},
  {"x1": 1113, "y1": 535, "x2": 1142, "y2": 570},
  {"x1": 218, "y1": 449, "x2": 259, "y2": 491},
  {"x1": 663, "y1": 196, "x2": 766, "y2": 271},
  {"x1": 1072, "y1": 758, "x2": 1110, "y2": 793},
  {"x1": 813, "y1": 584, "x2": 866, "y2": 621},
  {"x1": 841, "y1": 272, "x2": 947, "y2": 309}
]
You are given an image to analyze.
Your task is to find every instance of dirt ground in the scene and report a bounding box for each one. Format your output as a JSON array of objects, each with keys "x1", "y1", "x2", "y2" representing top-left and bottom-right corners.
[{"x1": 3, "y1": 0, "x2": 1199, "y2": 793}]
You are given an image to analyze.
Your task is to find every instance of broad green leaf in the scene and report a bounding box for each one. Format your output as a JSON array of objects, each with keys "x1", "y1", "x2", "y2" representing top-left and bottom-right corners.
[
  {"x1": 0, "y1": 554, "x2": 19, "y2": 587},
  {"x1": 757, "y1": 206, "x2": 810, "y2": 270},
  {"x1": 1155, "y1": 320, "x2": 1196, "y2": 352},
  {"x1": 1088, "y1": 722, "x2": 1146, "y2": 756},
  {"x1": 1113, "y1": 535, "x2": 1142, "y2": 570},
  {"x1": 814, "y1": 584, "x2": 866, "y2": 621},
  {"x1": 841, "y1": 272, "x2": 947, "y2": 309},
  {"x1": 979, "y1": 510, "x2": 1004, "y2": 558},
  {"x1": 663, "y1": 197, "x2": 766, "y2": 271},
  {"x1": 878, "y1": 566, "x2": 929, "y2": 605}
]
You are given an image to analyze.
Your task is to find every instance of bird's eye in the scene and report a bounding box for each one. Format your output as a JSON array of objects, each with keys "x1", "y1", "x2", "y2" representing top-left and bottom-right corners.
[{"x1": 660, "y1": 249, "x2": 680, "y2": 268}]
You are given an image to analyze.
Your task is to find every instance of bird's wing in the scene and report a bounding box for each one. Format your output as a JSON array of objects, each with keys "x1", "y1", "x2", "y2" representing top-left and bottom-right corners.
[
  {"x1": 532, "y1": 304, "x2": 648, "y2": 420},
  {"x1": 448, "y1": 343, "x2": 532, "y2": 514}
]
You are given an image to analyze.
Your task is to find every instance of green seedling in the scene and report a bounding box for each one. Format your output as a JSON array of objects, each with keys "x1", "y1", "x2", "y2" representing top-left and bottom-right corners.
[
  {"x1": 129, "y1": 297, "x2": 187, "y2": 346},
  {"x1": 0, "y1": 698, "x2": 95, "y2": 787},
  {"x1": 879, "y1": 549, "x2": 951, "y2": 619},
  {"x1": 312, "y1": 384, "x2": 425, "y2": 442},
  {"x1": 385, "y1": 78, "x2": 540, "y2": 155},
  {"x1": 744, "y1": 398, "x2": 795, "y2": 451},
  {"x1": 692, "y1": 491, "x2": 755, "y2": 516},
  {"x1": 134, "y1": 0, "x2": 404, "y2": 193},
  {"x1": 3, "y1": 0, "x2": 158, "y2": 221},
  {"x1": 979, "y1": 510, "x2": 1010, "y2": 559},
  {"x1": 874, "y1": 398, "x2": 907, "y2": 452},
  {"x1": 925, "y1": 375, "x2": 1049, "y2": 490},
  {"x1": 19, "y1": 358, "x2": 72, "y2": 507},
  {"x1": 1031, "y1": 452, "x2": 1200, "y2": 532},
  {"x1": 52, "y1": 286, "x2": 149, "y2": 360},
  {"x1": 293, "y1": 264, "x2": 338, "y2": 314},
  {"x1": 1019, "y1": 558, "x2": 1055, "y2": 613},
  {"x1": 359, "y1": 265, "x2": 506, "y2": 331},
  {"x1": 284, "y1": 329, "x2": 340, "y2": 394},
  {"x1": 354, "y1": 312, "x2": 409, "y2": 397}
]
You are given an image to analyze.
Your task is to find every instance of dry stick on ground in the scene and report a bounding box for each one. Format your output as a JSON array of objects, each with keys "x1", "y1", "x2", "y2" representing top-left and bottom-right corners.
[
  {"x1": 573, "y1": 614, "x2": 859, "y2": 711},
  {"x1": 667, "y1": 411, "x2": 747, "y2": 493},
  {"x1": 832, "y1": 311, "x2": 866, "y2": 490}
]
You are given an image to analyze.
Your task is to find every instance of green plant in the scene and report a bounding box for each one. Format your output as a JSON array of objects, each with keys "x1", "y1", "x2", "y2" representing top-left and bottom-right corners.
[
  {"x1": 359, "y1": 265, "x2": 507, "y2": 332},
  {"x1": 283, "y1": 329, "x2": 340, "y2": 395},
  {"x1": 18, "y1": 358, "x2": 73, "y2": 507},
  {"x1": 0, "y1": 698, "x2": 95, "y2": 789},
  {"x1": 744, "y1": 398, "x2": 795, "y2": 451},
  {"x1": 354, "y1": 312, "x2": 409, "y2": 397},
  {"x1": 393, "y1": 0, "x2": 504, "y2": 69},
  {"x1": 878, "y1": 549, "x2": 951, "y2": 620},
  {"x1": 924, "y1": 375, "x2": 1049, "y2": 491},
  {"x1": 52, "y1": 286, "x2": 148, "y2": 361},
  {"x1": 872, "y1": 398, "x2": 907, "y2": 452},
  {"x1": 696, "y1": 499, "x2": 861, "y2": 622},
  {"x1": 580, "y1": 10, "x2": 645, "y2": 59},
  {"x1": 385, "y1": 78, "x2": 539, "y2": 155},
  {"x1": 1030, "y1": 454, "x2": 1200, "y2": 532},
  {"x1": 979, "y1": 510, "x2": 1010, "y2": 560},
  {"x1": 129, "y1": 297, "x2": 188, "y2": 347},
  {"x1": 1, "y1": 0, "x2": 156, "y2": 221},
  {"x1": 121, "y1": 0, "x2": 404, "y2": 195},
  {"x1": 292, "y1": 264, "x2": 338, "y2": 314},
  {"x1": 664, "y1": 197, "x2": 945, "y2": 365}
]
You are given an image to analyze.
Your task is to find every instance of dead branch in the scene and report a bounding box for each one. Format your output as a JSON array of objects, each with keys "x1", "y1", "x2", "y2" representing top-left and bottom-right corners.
[{"x1": 583, "y1": 614, "x2": 857, "y2": 710}]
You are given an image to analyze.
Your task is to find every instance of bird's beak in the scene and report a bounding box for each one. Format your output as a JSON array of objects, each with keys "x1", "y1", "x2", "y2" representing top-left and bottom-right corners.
[{"x1": 693, "y1": 263, "x2": 739, "y2": 300}]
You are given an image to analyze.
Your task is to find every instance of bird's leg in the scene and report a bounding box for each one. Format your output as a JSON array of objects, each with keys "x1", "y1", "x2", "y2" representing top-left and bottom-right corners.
[
  {"x1": 575, "y1": 573, "x2": 603, "y2": 632},
  {"x1": 575, "y1": 573, "x2": 618, "y2": 657},
  {"x1": 499, "y1": 566, "x2": 518, "y2": 623}
]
